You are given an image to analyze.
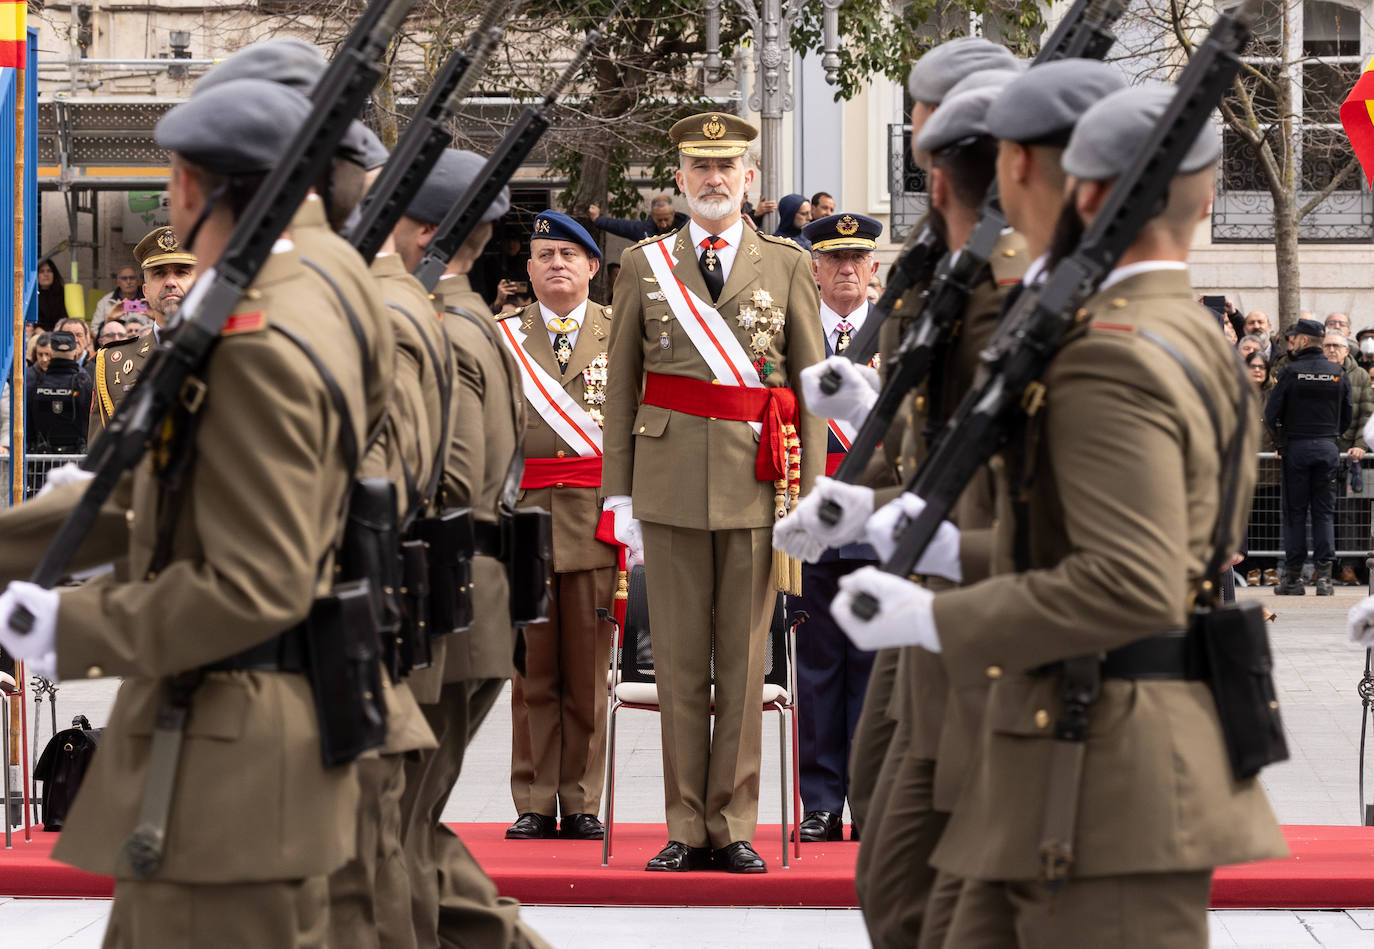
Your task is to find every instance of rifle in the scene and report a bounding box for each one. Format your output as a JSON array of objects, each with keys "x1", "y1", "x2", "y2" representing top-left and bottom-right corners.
[
  {"x1": 849, "y1": 0, "x2": 1258, "y2": 621},
  {"x1": 10, "y1": 0, "x2": 415, "y2": 635},
  {"x1": 411, "y1": 17, "x2": 612, "y2": 291},
  {"x1": 817, "y1": 0, "x2": 1126, "y2": 400},
  {"x1": 348, "y1": 0, "x2": 518, "y2": 264}
]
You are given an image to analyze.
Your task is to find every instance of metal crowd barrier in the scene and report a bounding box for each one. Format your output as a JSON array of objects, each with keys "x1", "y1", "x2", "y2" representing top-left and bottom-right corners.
[
  {"x1": 1, "y1": 453, "x2": 87, "y2": 503},
  {"x1": 1246, "y1": 451, "x2": 1372, "y2": 559}
]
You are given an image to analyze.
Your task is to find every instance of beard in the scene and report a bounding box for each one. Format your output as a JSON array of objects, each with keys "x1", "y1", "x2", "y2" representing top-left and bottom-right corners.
[
  {"x1": 1046, "y1": 194, "x2": 1086, "y2": 269},
  {"x1": 686, "y1": 185, "x2": 741, "y2": 223}
]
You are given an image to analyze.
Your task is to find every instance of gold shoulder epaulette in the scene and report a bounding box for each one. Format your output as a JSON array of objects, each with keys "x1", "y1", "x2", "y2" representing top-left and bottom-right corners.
[
  {"x1": 601, "y1": 304, "x2": 613, "y2": 319},
  {"x1": 758, "y1": 232, "x2": 806, "y2": 252},
  {"x1": 634, "y1": 233, "x2": 664, "y2": 247},
  {"x1": 989, "y1": 231, "x2": 1030, "y2": 287}
]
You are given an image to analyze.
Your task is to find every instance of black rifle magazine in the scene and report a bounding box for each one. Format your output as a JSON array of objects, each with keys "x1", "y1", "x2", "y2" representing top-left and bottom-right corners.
[
  {"x1": 413, "y1": 508, "x2": 476, "y2": 637},
  {"x1": 1196, "y1": 601, "x2": 1289, "y2": 780},
  {"x1": 506, "y1": 507, "x2": 552, "y2": 626},
  {"x1": 302, "y1": 579, "x2": 388, "y2": 767},
  {"x1": 398, "y1": 537, "x2": 432, "y2": 673}
]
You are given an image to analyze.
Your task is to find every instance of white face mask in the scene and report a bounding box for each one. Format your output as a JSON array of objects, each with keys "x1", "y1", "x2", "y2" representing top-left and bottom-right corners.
[{"x1": 1362, "y1": 338, "x2": 1374, "y2": 357}]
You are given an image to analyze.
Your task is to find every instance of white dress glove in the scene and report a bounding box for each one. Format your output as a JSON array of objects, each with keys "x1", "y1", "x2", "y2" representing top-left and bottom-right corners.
[
  {"x1": 772, "y1": 477, "x2": 875, "y2": 564},
  {"x1": 1350, "y1": 595, "x2": 1374, "y2": 648},
  {"x1": 0, "y1": 581, "x2": 60, "y2": 679},
  {"x1": 800, "y1": 356, "x2": 881, "y2": 428},
  {"x1": 604, "y1": 495, "x2": 644, "y2": 567},
  {"x1": 865, "y1": 493, "x2": 963, "y2": 582},
  {"x1": 832, "y1": 566, "x2": 941, "y2": 652},
  {"x1": 37, "y1": 462, "x2": 93, "y2": 498}
]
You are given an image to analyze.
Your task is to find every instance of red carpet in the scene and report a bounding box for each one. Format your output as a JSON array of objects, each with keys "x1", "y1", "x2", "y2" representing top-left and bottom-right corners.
[{"x1": 1, "y1": 824, "x2": 1373, "y2": 908}]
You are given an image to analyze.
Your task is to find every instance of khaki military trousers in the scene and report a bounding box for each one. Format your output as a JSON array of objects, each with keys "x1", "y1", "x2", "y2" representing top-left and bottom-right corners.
[
  {"x1": 846, "y1": 646, "x2": 900, "y2": 834},
  {"x1": 918, "y1": 868, "x2": 965, "y2": 949},
  {"x1": 640, "y1": 521, "x2": 774, "y2": 849},
  {"x1": 102, "y1": 877, "x2": 329, "y2": 948},
  {"x1": 327, "y1": 753, "x2": 415, "y2": 949},
  {"x1": 943, "y1": 871, "x2": 1213, "y2": 949},
  {"x1": 510, "y1": 565, "x2": 615, "y2": 818},
  {"x1": 401, "y1": 677, "x2": 550, "y2": 949}
]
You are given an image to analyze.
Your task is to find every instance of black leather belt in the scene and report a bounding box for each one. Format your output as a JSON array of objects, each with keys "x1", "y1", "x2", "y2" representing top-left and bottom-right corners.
[
  {"x1": 204, "y1": 625, "x2": 309, "y2": 673},
  {"x1": 474, "y1": 519, "x2": 503, "y2": 559},
  {"x1": 1040, "y1": 630, "x2": 1207, "y2": 681}
]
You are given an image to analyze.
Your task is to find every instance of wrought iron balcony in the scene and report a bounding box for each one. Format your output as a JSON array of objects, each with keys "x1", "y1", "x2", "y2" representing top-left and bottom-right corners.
[{"x1": 888, "y1": 123, "x2": 928, "y2": 242}]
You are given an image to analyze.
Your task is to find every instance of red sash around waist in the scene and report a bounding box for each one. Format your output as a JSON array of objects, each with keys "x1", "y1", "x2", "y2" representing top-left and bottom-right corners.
[
  {"x1": 641, "y1": 372, "x2": 799, "y2": 484},
  {"x1": 520, "y1": 456, "x2": 603, "y2": 490}
]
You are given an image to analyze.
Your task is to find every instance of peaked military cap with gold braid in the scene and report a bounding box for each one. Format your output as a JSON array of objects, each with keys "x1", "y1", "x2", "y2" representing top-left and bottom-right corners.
[
  {"x1": 135, "y1": 225, "x2": 195, "y2": 270},
  {"x1": 801, "y1": 212, "x2": 883, "y2": 253},
  {"x1": 669, "y1": 111, "x2": 758, "y2": 158}
]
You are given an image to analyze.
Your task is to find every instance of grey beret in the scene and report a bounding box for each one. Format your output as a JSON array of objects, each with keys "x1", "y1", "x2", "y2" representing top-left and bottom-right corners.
[
  {"x1": 196, "y1": 38, "x2": 385, "y2": 170},
  {"x1": 906, "y1": 36, "x2": 1020, "y2": 105},
  {"x1": 987, "y1": 60, "x2": 1126, "y2": 146},
  {"x1": 915, "y1": 75, "x2": 1015, "y2": 154},
  {"x1": 157, "y1": 78, "x2": 311, "y2": 175},
  {"x1": 195, "y1": 37, "x2": 324, "y2": 95},
  {"x1": 405, "y1": 148, "x2": 511, "y2": 226},
  {"x1": 1063, "y1": 84, "x2": 1222, "y2": 179}
]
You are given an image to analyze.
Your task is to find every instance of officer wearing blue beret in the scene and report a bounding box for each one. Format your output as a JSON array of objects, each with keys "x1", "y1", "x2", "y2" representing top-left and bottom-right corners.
[{"x1": 500, "y1": 209, "x2": 619, "y2": 843}]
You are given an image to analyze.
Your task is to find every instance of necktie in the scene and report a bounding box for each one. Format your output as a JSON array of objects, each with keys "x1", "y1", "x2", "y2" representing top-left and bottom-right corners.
[
  {"x1": 836, "y1": 320, "x2": 853, "y2": 353},
  {"x1": 548, "y1": 316, "x2": 579, "y2": 372},
  {"x1": 698, "y1": 235, "x2": 726, "y2": 302}
]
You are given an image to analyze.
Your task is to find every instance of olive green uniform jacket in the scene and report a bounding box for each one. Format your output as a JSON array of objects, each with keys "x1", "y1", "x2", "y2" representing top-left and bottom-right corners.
[
  {"x1": 930, "y1": 268, "x2": 1287, "y2": 881},
  {"x1": 602, "y1": 225, "x2": 826, "y2": 526}
]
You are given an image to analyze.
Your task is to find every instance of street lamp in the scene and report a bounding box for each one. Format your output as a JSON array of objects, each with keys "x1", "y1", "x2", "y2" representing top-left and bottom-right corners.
[
  {"x1": 703, "y1": 0, "x2": 841, "y2": 230},
  {"x1": 169, "y1": 31, "x2": 191, "y2": 80}
]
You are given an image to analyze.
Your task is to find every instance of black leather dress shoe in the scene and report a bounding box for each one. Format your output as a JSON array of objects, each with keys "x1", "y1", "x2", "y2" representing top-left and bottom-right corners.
[
  {"x1": 504, "y1": 813, "x2": 558, "y2": 839},
  {"x1": 796, "y1": 810, "x2": 842, "y2": 842},
  {"x1": 559, "y1": 813, "x2": 605, "y2": 840},
  {"x1": 713, "y1": 841, "x2": 767, "y2": 873},
  {"x1": 646, "y1": 840, "x2": 711, "y2": 872}
]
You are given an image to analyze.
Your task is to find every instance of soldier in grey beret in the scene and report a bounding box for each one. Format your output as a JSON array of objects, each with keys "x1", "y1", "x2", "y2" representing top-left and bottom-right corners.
[
  {"x1": 914, "y1": 72, "x2": 1017, "y2": 156},
  {"x1": 156, "y1": 77, "x2": 311, "y2": 176},
  {"x1": 403, "y1": 147, "x2": 511, "y2": 228},
  {"x1": 907, "y1": 35, "x2": 1020, "y2": 105},
  {"x1": 990, "y1": 60, "x2": 1127, "y2": 285},
  {"x1": 1063, "y1": 82, "x2": 1222, "y2": 180}
]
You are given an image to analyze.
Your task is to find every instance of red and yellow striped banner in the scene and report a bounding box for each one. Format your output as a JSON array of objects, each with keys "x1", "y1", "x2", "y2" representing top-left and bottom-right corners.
[
  {"x1": 1341, "y1": 56, "x2": 1374, "y2": 188},
  {"x1": 0, "y1": 0, "x2": 25, "y2": 68}
]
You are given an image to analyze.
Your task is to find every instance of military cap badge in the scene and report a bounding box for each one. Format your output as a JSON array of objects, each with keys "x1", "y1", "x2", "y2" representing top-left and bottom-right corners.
[{"x1": 703, "y1": 115, "x2": 726, "y2": 140}]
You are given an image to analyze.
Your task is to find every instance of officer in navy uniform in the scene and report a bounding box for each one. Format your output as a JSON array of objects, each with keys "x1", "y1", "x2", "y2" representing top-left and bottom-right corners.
[
  {"x1": 26, "y1": 330, "x2": 92, "y2": 455},
  {"x1": 1265, "y1": 316, "x2": 1353, "y2": 596},
  {"x1": 785, "y1": 212, "x2": 889, "y2": 843}
]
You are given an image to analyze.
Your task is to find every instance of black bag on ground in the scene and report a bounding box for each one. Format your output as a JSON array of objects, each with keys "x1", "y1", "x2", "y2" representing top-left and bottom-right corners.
[{"x1": 33, "y1": 715, "x2": 102, "y2": 831}]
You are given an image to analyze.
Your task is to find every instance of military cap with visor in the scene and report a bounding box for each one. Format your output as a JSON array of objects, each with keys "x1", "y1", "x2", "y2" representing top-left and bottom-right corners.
[
  {"x1": 156, "y1": 78, "x2": 313, "y2": 175},
  {"x1": 987, "y1": 59, "x2": 1127, "y2": 148},
  {"x1": 801, "y1": 212, "x2": 883, "y2": 253},
  {"x1": 1063, "y1": 84, "x2": 1222, "y2": 180},
  {"x1": 531, "y1": 209, "x2": 601, "y2": 259},
  {"x1": 193, "y1": 37, "x2": 386, "y2": 170},
  {"x1": 906, "y1": 36, "x2": 1020, "y2": 105},
  {"x1": 405, "y1": 147, "x2": 511, "y2": 226},
  {"x1": 670, "y1": 112, "x2": 758, "y2": 158},
  {"x1": 135, "y1": 225, "x2": 195, "y2": 270},
  {"x1": 915, "y1": 72, "x2": 1018, "y2": 155}
]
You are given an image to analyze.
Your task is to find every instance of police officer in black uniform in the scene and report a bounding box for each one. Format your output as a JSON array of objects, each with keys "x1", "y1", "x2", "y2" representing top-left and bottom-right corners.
[
  {"x1": 25, "y1": 330, "x2": 91, "y2": 456},
  {"x1": 1265, "y1": 316, "x2": 1353, "y2": 596}
]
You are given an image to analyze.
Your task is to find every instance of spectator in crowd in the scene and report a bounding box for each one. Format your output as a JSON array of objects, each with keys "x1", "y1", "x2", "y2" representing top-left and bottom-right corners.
[
  {"x1": 491, "y1": 278, "x2": 534, "y2": 316},
  {"x1": 1238, "y1": 333, "x2": 1266, "y2": 361},
  {"x1": 24, "y1": 330, "x2": 91, "y2": 455},
  {"x1": 1244, "y1": 349, "x2": 1280, "y2": 586},
  {"x1": 1357, "y1": 326, "x2": 1374, "y2": 372},
  {"x1": 1327, "y1": 312, "x2": 1353, "y2": 338},
  {"x1": 1265, "y1": 317, "x2": 1353, "y2": 596},
  {"x1": 91, "y1": 265, "x2": 145, "y2": 331},
  {"x1": 26, "y1": 332, "x2": 52, "y2": 376},
  {"x1": 866, "y1": 276, "x2": 882, "y2": 305},
  {"x1": 587, "y1": 195, "x2": 687, "y2": 242},
  {"x1": 604, "y1": 261, "x2": 621, "y2": 304},
  {"x1": 810, "y1": 191, "x2": 835, "y2": 219},
  {"x1": 56, "y1": 317, "x2": 95, "y2": 366},
  {"x1": 35, "y1": 259, "x2": 71, "y2": 331},
  {"x1": 1220, "y1": 313, "x2": 1237, "y2": 344},
  {"x1": 1244, "y1": 309, "x2": 1277, "y2": 359},
  {"x1": 742, "y1": 196, "x2": 777, "y2": 230},
  {"x1": 774, "y1": 193, "x2": 813, "y2": 249},
  {"x1": 97, "y1": 318, "x2": 129, "y2": 347},
  {"x1": 1325, "y1": 329, "x2": 1373, "y2": 584}
]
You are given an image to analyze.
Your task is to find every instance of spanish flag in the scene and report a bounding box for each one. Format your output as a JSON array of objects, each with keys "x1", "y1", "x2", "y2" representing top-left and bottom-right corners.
[
  {"x1": 0, "y1": 0, "x2": 24, "y2": 68},
  {"x1": 1341, "y1": 56, "x2": 1374, "y2": 188}
]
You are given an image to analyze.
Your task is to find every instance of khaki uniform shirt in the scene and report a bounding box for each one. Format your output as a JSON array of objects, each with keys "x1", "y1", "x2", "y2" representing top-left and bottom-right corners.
[
  {"x1": 88, "y1": 337, "x2": 154, "y2": 444},
  {"x1": 930, "y1": 268, "x2": 1287, "y2": 880},
  {"x1": 501, "y1": 300, "x2": 618, "y2": 573},
  {"x1": 602, "y1": 224, "x2": 826, "y2": 528}
]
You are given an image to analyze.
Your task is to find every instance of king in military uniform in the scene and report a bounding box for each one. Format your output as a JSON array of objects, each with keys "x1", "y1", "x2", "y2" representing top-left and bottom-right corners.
[
  {"x1": 499, "y1": 210, "x2": 619, "y2": 843},
  {"x1": 601, "y1": 111, "x2": 825, "y2": 873},
  {"x1": 88, "y1": 225, "x2": 196, "y2": 442}
]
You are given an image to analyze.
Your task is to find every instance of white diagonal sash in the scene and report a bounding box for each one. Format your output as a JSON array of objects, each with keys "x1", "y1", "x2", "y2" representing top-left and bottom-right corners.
[
  {"x1": 642, "y1": 237, "x2": 763, "y2": 433},
  {"x1": 497, "y1": 319, "x2": 603, "y2": 457},
  {"x1": 828, "y1": 418, "x2": 856, "y2": 449}
]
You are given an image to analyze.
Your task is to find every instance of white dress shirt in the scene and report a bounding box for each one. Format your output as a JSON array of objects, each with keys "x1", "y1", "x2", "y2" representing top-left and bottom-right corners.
[
  {"x1": 1099, "y1": 260, "x2": 1188, "y2": 290},
  {"x1": 819, "y1": 300, "x2": 870, "y2": 353},
  {"x1": 540, "y1": 299, "x2": 589, "y2": 351},
  {"x1": 687, "y1": 218, "x2": 746, "y2": 283}
]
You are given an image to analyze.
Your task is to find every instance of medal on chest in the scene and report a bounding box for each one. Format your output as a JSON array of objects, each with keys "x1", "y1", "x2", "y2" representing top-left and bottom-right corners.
[
  {"x1": 737, "y1": 289, "x2": 785, "y2": 382},
  {"x1": 582, "y1": 353, "x2": 608, "y2": 428}
]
